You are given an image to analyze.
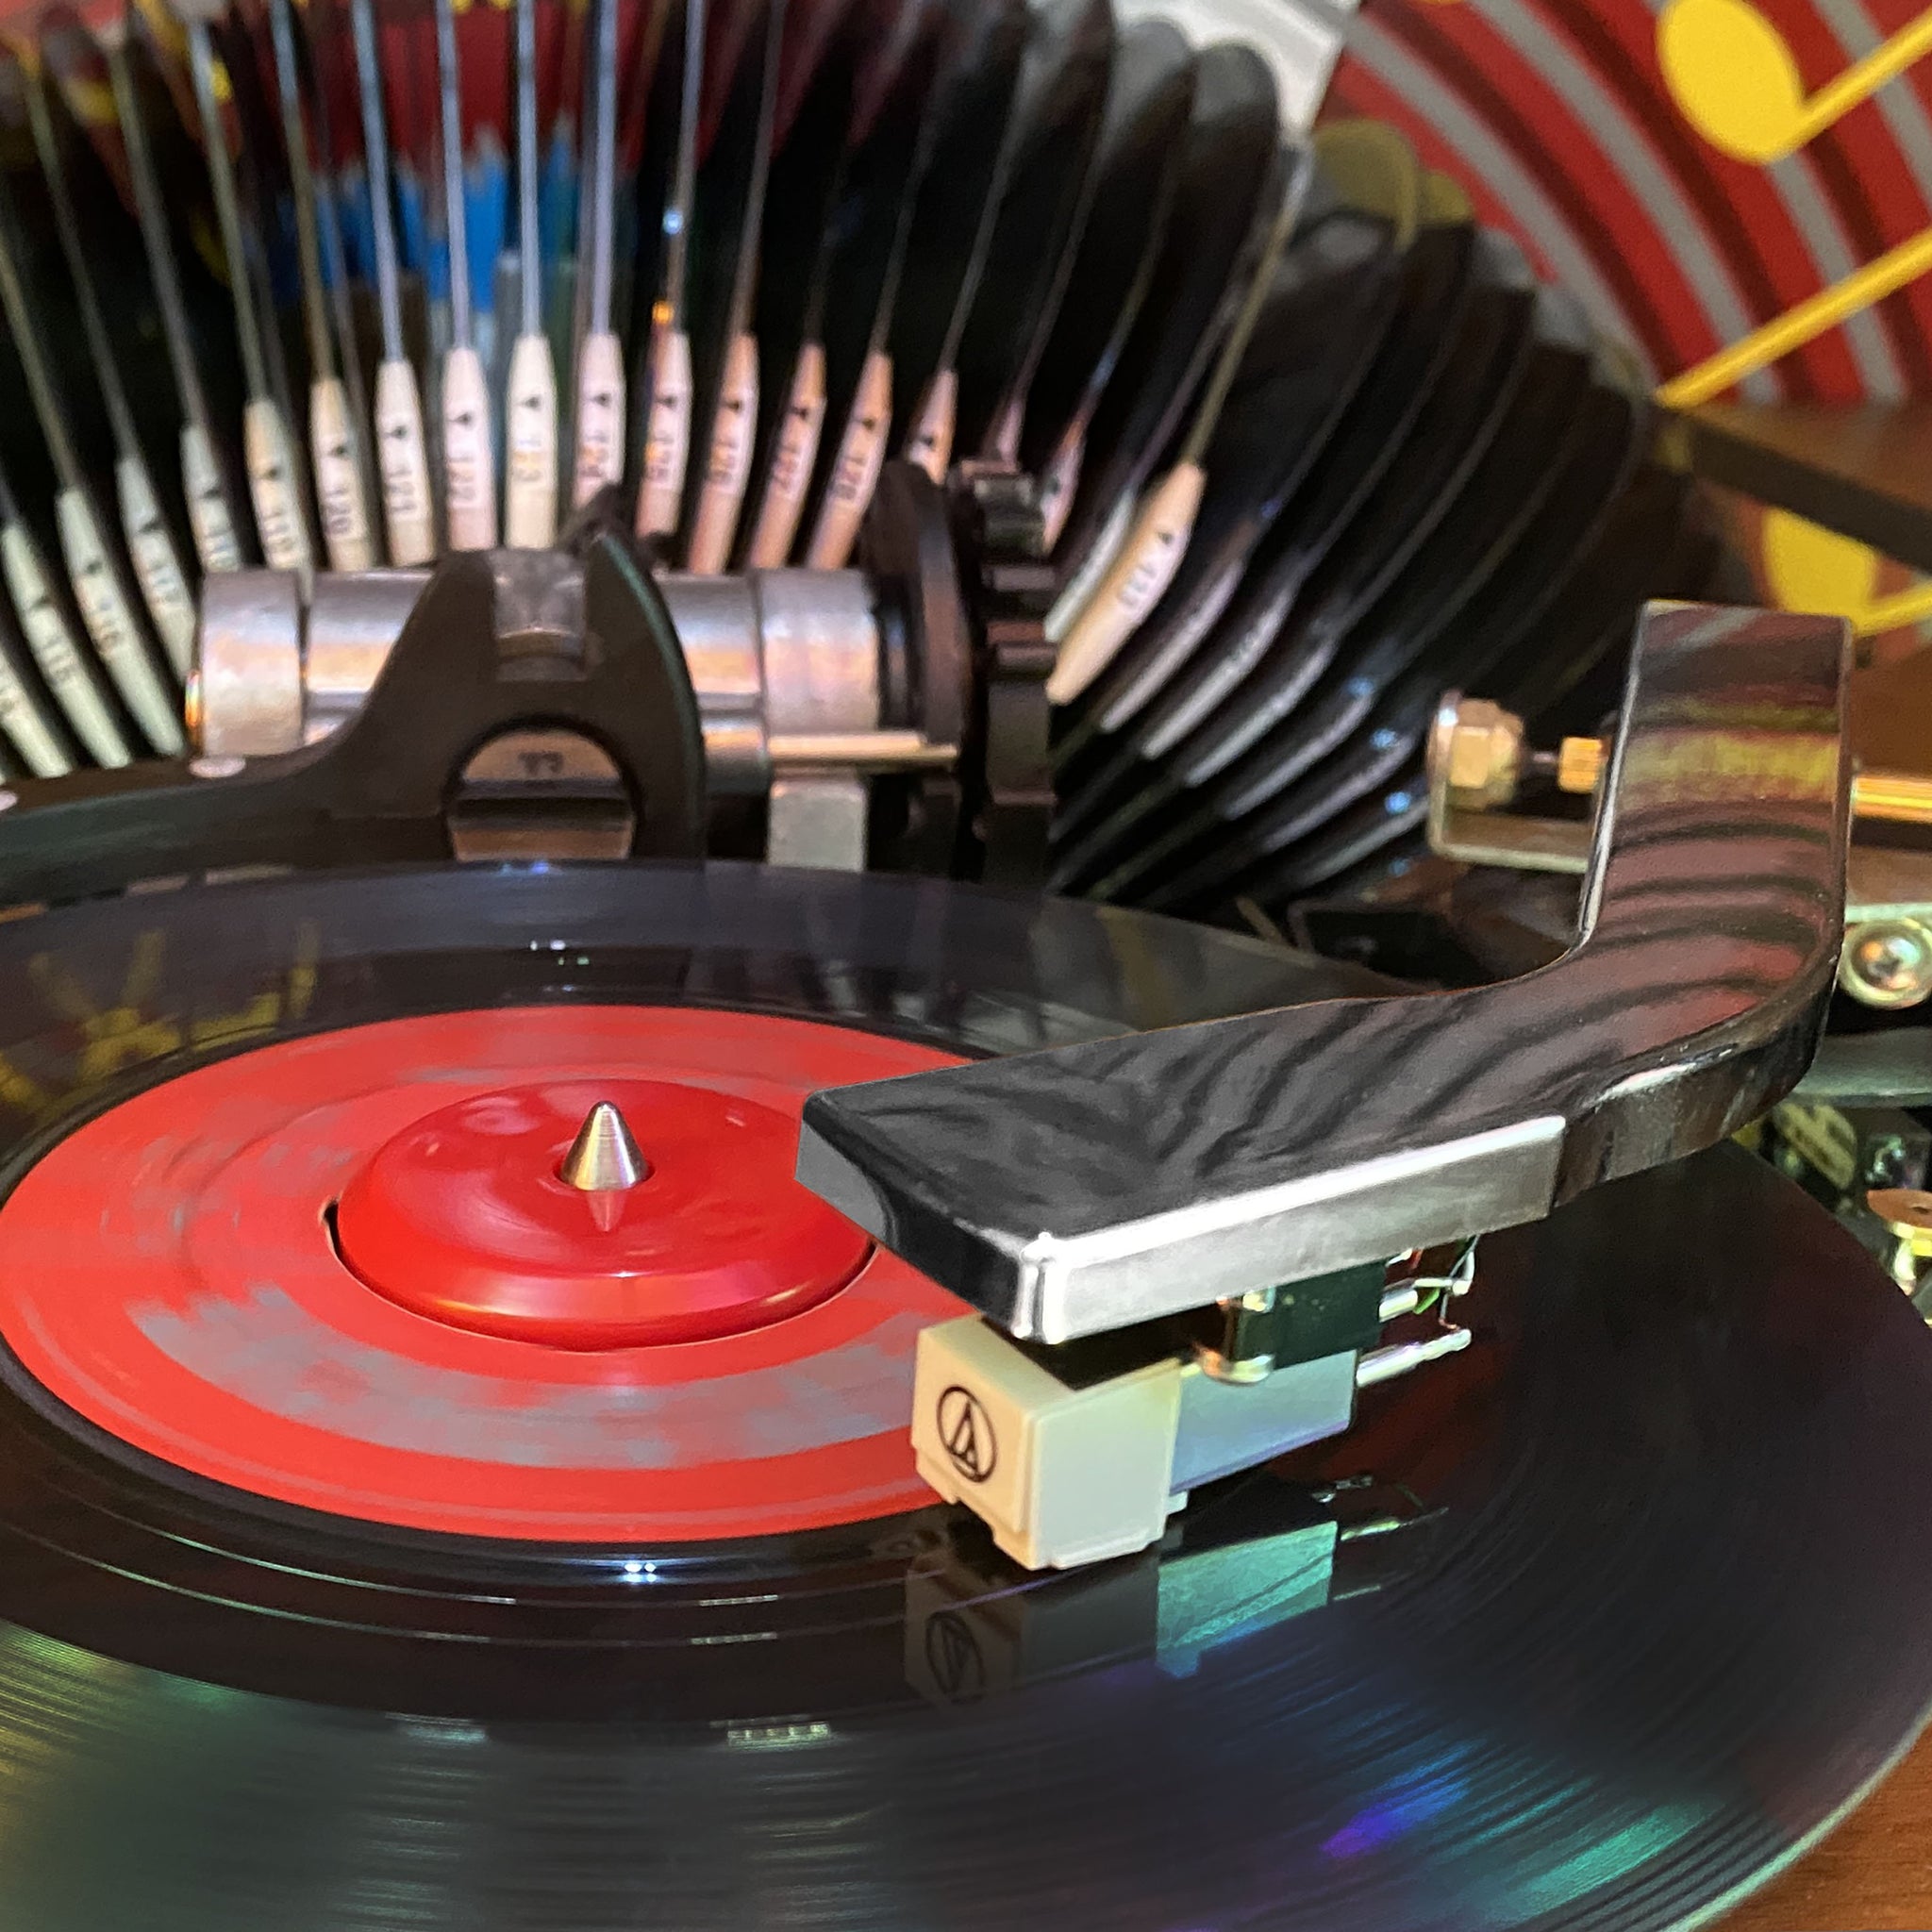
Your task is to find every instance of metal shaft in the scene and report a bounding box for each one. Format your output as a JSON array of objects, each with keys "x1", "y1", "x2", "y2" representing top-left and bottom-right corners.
[{"x1": 1553, "y1": 732, "x2": 1932, "y2": 827}]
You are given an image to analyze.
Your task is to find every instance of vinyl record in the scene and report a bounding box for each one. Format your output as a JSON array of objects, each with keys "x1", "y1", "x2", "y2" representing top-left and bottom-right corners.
[
  {"x1": 791, "y1": 0, "x2": 958, "y2": 564},
  {"x1": 677, "y1": 0, "x2": 784, "y2": 568},
  {"x1": 620, "y1": 0, "x2": 697, "y2": 538},
  {"x1": 0, "y1": 47, "x2": 185, "y2": 747},
  {"x1": 1150, "y1": 305, "x2": 1600, "y2": 919},
  {"x1": 1123, "y1": 244, "x2": 1543, "y2": 912},
  {"x1": 1041, "y1": 135, "x2": 1307, "y2": 713},
  {"x1": 795, "y1": 0, "x2": 945, "y2": 564},
  {"x1": 0, "y1": 138, "x2": 152, "y2": 769},
  {"x1": 1043, "y1": 41, "x2": 1279, "y2": 605},
  {"x1": 737, "y1": 0, "x2": 933, "y2": 567},
  {"x1": 1238, "y1": 765, "x2": 1430, "y2": 905},
  {"x1": 17, "y1": 49, "x2": 201, "y2": 672},
  {"x1": 58, "y1": 11, "x2": 251, "y2": 578},
  {"x1": 0, "y1": 861, "x2": 1927, "y2": 1929},
  {"x1": 1501, "y1": 465, "x2": 1701, "y2": 733},
  {"x1": 1050, "y1": 119, "x2": 1423, "y2": 797},
  {"x1": 1223, "y1": 371, "x2": 1664, "y2": 923},
  {"x1": 882, "y1": 0, "x2": 1027, "y2": 485},
  {"x1": 1050, "y1": 213, "x2": 1485, "y2": 896},
  {"x1": 731, "y1": 0, "x2": 862, "y2": 567},
  {"x1": 1171, "y1": 333, "x2": 1594, "y2": 909},
  {"x1": 946, "y1": 0, "x2": 1113, "y2": 466},
  {"x1": 1015, "y1": 16, "x2": 1193, "y2": 540}
]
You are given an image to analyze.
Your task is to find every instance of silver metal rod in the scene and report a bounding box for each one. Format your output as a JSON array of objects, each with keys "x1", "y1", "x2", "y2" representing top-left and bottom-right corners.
[
  {"x1": 1357, "y1": 1327, "x2": 1473, "y2": 1389},
  {"x1": 584, "y1": 0, "x2": 619, "y2": 334},
  {"x1": 186, "y1": 18, "x2": 272, "y2": 401},
  {"x1": 350, "y1": 0, "x2": 408, "y2": 359},
  {"x1": 768, "y1": 731, "x2": 955, "y2": 771},
  {"x1": 434, "y1": 0, "x2": 473, "y2": 348},
  {"x1": 268, "y1": 0, "x2": 340, "y2": 380},
  {"x1": 661, "y1": 0, "x2": 706, "y2": 323},
  {"x1": 516, "y1": 0, "x2": 541, "y2": 338}
]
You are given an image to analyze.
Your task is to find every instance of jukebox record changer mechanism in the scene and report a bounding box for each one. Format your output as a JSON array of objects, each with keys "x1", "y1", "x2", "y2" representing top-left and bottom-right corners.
[
  {"x1": 0, "y1": 551, "x2": 1854, "y2": 1575},
  {"x1": 7, "y1": 0, "x2": 1932, "y2": 1923},
  {"x1": 178, "y1": 466, "x2": 1017, "y2": 877}
]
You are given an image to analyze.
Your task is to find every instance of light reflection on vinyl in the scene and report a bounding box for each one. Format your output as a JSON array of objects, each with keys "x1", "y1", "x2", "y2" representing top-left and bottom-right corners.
[{"x1": 0, "y1": 862, "x2": 1922, "y2": 1926}]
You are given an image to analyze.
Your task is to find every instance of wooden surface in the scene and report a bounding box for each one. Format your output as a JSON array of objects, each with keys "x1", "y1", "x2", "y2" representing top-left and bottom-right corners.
[
  {"x1": 1684, "y1": 401, "x2": 1932, "y2": 575},
  {"x1": 1724, "y1": 1725, "x2": 1932, "y2": 1929}
]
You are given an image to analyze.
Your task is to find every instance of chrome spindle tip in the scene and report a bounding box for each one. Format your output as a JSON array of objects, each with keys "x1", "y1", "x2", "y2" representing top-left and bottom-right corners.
[{"x1": 559, "y1": 1102, "x2": 648, "y2": 1192}]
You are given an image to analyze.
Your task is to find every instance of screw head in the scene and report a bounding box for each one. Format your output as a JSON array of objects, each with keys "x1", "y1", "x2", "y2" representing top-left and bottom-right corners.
[
  {"x1": 1840, "y1": 919, "x2": 1932, "y2": 1009},
  {"x1": 1869, "y1": 1188, "x2": 1932, "y2": 1260},
  {"x1": 1864, "y1": 1134, "x2": 1911, "y2": 1189}
]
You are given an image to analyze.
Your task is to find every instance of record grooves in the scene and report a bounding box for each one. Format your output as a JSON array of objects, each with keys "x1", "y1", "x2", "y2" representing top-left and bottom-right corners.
[
  {"x1": 0, "y1": 863, "x2": 1923, "y2": 1928},
  {"x1": 0, "y1": 0, "x2": 1920, "y2": 1918}
]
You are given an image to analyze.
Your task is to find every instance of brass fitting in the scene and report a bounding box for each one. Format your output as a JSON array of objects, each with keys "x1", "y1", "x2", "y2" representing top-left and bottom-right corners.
[
  {"x1": 1867, "y1": 1188, "x2": 1932, "y2": 1300},
  {"x1": 1437, "y1": 699, "x2": 1524, "y2": 809},
  {"x1": 1435, "y1": 697, "x2": 1932, "y2": 830}
]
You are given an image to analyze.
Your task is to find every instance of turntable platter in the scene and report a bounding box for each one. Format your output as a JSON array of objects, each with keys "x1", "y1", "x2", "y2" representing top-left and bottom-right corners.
[{"x1": 0, "y1": 861, "x2": 1922, "y2": 1930}]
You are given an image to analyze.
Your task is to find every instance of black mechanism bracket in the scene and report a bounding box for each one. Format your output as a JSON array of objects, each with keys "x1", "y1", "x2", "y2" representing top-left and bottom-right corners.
[{"x1": 0, "y1": 540, "x2": 708, "y2": 905}]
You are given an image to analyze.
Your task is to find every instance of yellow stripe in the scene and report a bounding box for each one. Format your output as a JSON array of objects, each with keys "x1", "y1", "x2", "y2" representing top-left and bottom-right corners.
[
  {"x1": 1658, "y1": 223, "x2": 1932, "y2": 408},
  {"x1": 1852, "y1": 580, "x2": 1932, "y2": 637},
  {"x1": 1796, "y1": 11, "x2": 1932, "y2": 150}
]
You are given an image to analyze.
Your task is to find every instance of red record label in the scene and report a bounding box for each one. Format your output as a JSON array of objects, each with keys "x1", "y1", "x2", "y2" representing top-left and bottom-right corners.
[
  {"x1": 334, "y1": 1078, "x2": 874, "y2": 1349},
  {"x1": 0, "y1": 1006, "x2": 968, "y2": 1542}
]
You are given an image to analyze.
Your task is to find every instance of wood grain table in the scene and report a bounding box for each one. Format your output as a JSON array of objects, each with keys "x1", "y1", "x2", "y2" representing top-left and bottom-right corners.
[{"x1": 1724, "y1": 1727, "x2": 1932, "y2": 1929}]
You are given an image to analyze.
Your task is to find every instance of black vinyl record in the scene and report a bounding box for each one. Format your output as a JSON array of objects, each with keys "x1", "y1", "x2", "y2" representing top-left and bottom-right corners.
[
  {"x1": 1124, "y1": 248, "x2": 1542, "y2": 913},
  {"x1": 1502, "y1": 465, "x2": 1700, "y2": 733},
  {"x1": 882, "y1": 0, "x2": 1027, "y2": 466},
  {"x1": 17, "y1": 46, "x2": 199, "y2": 648},
  {"x1": 676, "y1": 0, "x2": 785, "y2": 560},
  {"x1": 1237, "y1": 765, "x2": 1430, "y2": 903},
  {"x1": 1013, "y1": 16, "x2": 1192, "y2": 501},
  {"x1": 947, "y1": 0, "x2": 1113, "y2": 464},
  {"x1": 94, "y1": 8, "x2": 259, "y2": 571},
  {"x1": 1158, "y1": 310, "x2": 1599, "y2": 919},
  {"x1": 1051, "y1": 122, "x2": 1423, "y2": 797},
  {"x1": 735, "y1": 0, "x2": 932, "y2": 566},
  {"x1": 796, "y1": 0, "x2": 947, "y2": 558},
  {"x1": 1171, "y1": 322, "x2": 1596, "y2": 915},
  {"x1": 737, "y1": 0, "x2": 858, "y2": 555},
  {"x1": 1050, "y1": 216, "x2": 1484, "y2": 898},
  {"x1": 1045, "y1": 41, "x2": 1278, "y2": 597},
  {"x1": 0, "y1": 861, "x2": 1927, "y2": 1928}
]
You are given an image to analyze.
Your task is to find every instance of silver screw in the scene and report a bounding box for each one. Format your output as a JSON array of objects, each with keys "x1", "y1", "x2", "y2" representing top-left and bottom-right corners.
[
  {"x1": 189, "y1": 755, "x2": 246, "y2": 781},
  {"x1": 1840, "y1": 919, "x2": 1932, "y2": 1009}
]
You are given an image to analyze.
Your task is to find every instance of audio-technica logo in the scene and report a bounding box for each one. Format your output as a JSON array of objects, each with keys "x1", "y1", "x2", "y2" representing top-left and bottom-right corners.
[{"x1": 935, "y1": 1385, "x2": 996, "y2": 1484}]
